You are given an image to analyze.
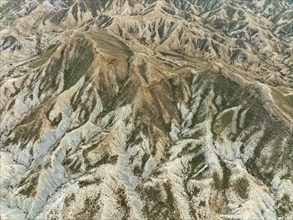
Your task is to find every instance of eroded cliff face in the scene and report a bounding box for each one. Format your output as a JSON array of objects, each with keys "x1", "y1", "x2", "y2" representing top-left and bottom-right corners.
[{"x1": 0, "y1": 0, "x2": 292, "y2": 219}]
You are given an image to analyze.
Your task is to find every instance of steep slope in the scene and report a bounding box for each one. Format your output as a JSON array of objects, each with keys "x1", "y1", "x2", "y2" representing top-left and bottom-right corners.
[{"x1": 0, "y1": 0, "x2": 293, "y2": 219}]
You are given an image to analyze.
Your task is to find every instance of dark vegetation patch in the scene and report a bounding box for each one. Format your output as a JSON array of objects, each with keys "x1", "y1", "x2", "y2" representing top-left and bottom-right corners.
[
  {"x1": 0, "y1": 35, "x2": 21, "y2": 51},
  {"x1": 117, "y1": 187, "x2": 130, "y2": 219},
  {"x1": 7, "y1": 99, "x2": 16, "y2": 111},
  {"x1": 194, "y1": 72, "x2": 293, "y2": 187},
  {"x1": 78, "y1": 177, "x2": 101, "y2": 188},
  {"x1": 63, "y1": 41, "x2": 94, "y2": 90},
  {"x1": 138, "y1": 181, "x2": 181, "y2": 220},
  {"x1": 135, "y1": 77, "x2": 184, "y2": 136},
  {"x1": 127, "y1": 128, "x2": 143, "y2": 147},
  {"x1": 225, "y1": 5, "x2": 236, "y2": 18},
  {"x1": 190, "y1": 153, "x2": 205, "y2": 172},
  {"x1": 213, "y1": 172, "x2": 222, "y2": 190},
  {"x1": 234, "y1": 178, "x2": 249, "y2": 199},
  {"x1": 89, "y1": 31, "x2": 133, "y2": 58},
  {"x1": 30, "y1": 44, "x2": 58, "y2": 68},
  {"x1": 4, "y1": 100, "x2": 52, "y2": 148},
  {"x1": 64, "y1": 193, "x2": 75, "y2": 207},
  {"x1": 68, "y1": 88, "x2": 97, "y2": 128},
  {"x1": 83, "y1": 151, "x2": 118, "y2": 171},
  {"x1": 0, "y1": 0, "x2": 23, "y2": 15},
  {"x1": 133, "y1": 152, "x2": 150, "y2": 176},
  {"x1": 186, "y1": 130, "x2": 204, "y2": 140},
  {"x1": 178, "y1": 142, "x2": 201, "y2": 158},
  {"x1": 222, "y1": 164, "x2": 232, "y2": 189},
  {"x1": 74, "y1": 194, "x2": 101, "y2": 219},
  {"x1": 101, "y1": 79, "x2": 137, "y2": 116},
  {"x1": 18, "y1": 170, "x2": 40, "y2": 197},
  {"x1": 138, "y1": 61, "x2": 148, "y2": 83},
  {"x1": 72, "y1": 3, "x2": 78, "y2": 20},
  {"x1": 213, "y1": 159, "x2": 232, "y2": 191},
  {"x1": 276, "y1": 194, "x2": 293, "y2": 217},
  {"x1": 213, "y1": 109, "x2": 235, "y2": 137},
  {"x1": 38, "y1": 47, "x2": 65, "y2": 94},
  {"x1": 63, "y1": 157, "x2": 82, "y2": 174},
  {"x1": 50, "y1": 8, "x2": 68, "y2": 25}
]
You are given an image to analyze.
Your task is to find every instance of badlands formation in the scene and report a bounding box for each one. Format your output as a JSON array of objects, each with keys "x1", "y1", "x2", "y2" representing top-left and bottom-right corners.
[{"x1": 0, "y1": 0, "x2": 293, "y2": 219}]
